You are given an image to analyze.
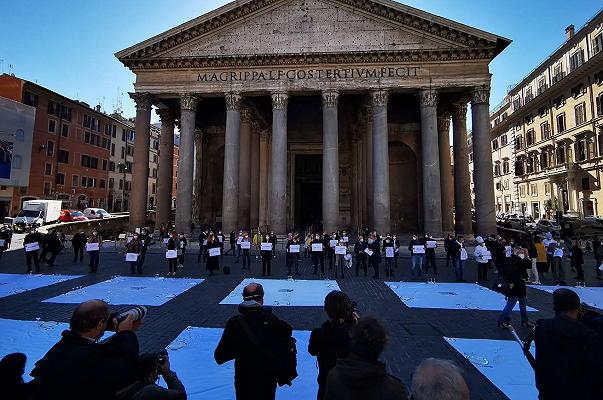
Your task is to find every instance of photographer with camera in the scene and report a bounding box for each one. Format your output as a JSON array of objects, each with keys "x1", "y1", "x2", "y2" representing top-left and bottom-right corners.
[
  {"x1": 29, "y1": 300, "x2": 143, "y2": 400},
  {"x1": 116, "y1": 350, "x2": 186, "y2": 400},
  {"x1": 523, "y1": 288, "x2": 603, "y2": 400},
  {"x1": 308, "y1": 290, "x2": 358, "y2": 400}
]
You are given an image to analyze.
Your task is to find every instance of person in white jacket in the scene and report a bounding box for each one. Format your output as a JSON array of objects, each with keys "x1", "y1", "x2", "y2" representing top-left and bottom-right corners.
[{"x1": 473, "y1": 236, "x2": 490, "y2": 281}]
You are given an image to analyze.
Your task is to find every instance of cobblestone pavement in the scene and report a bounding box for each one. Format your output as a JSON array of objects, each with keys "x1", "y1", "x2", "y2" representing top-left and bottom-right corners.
[{"x1": 1, "y1": 244, "x2": 602, "y2": 400}]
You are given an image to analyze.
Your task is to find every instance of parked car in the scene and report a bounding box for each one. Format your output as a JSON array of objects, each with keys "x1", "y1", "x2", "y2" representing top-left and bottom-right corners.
[
  {"x1": 83, "y1": 208, "x2": 111, "y2": 219},
  {"x1": 536, "y1": 219, "x2": 561, "y2": 234},
  {"x1": 59, "y1": 210, "x2": 88, "y2": 223}
]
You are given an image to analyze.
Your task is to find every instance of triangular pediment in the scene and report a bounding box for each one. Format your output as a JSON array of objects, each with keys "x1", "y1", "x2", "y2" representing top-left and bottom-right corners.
[{"x1": 116, "y1": 0, "x2": 510, "y2": 67}]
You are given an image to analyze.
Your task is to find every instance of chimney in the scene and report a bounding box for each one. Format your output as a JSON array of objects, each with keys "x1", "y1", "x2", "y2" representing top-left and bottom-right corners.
[
  {"x1": 565, "y1": 25, "x2": 575, "y2": 41},
  {"x1": 95, "y1": 104, "x2": 101, "y2": 112}
]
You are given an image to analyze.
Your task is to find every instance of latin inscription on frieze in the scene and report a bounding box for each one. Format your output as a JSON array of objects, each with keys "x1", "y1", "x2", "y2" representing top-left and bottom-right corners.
[{"x1": 197, "y1": 67, "x2": 420, "y2": 82}]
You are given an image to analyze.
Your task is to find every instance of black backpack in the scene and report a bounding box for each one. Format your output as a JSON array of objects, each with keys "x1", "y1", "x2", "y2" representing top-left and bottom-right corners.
[{"x1": 238, "y1": 315, "x2": 298, "y2": 386}]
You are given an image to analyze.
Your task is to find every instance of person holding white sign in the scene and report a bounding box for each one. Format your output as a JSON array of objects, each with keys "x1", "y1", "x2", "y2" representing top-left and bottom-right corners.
[
  {"x1": 367, "y1": 233, "x2": 382, "y2": 279},
  {"x1": 334, "y1": 240, "x2": 347, "y2": 279},
  {"x1": 24, "y1": 227, "x2": 43, "y2": 273},
  {"x1": 408, "y1": 234, "x2": 425, "y2": 278},
  {"x1": 206, "y1": 233, "x2": 221, "y2": 276},
  {"x1": 125, "y1": 233, "x2": 141, "y2": 275},
  {"x1": 327, "y1": 233, "x2": 338, "y2": 270},
  {"x1": 473, "y1": 236, "x2": 490, "y2": 281},
  {"x1": 285, "y1": 233, "x2": 301, "y2": 275},
  {"x1": 260, "y1": 235, "x2": 273, "y2": 276},
  {"x1": 424, "y1": 235, "x2": 438, "y2": 276},
  {"x1": 197, "y1": 229, "x2": 208, "y2": 264},
  {"x1": 312, "y1": 234, "x2": 325, "y2": 275},
  {"x1": 86, "y1": 230, "x2": 102, "y2": 273},
  {"x1": 382, "y1": 234, "x2": 395, "y2": 277},
  {"x1": 238, "y1": 231, "x2": 252, "y2": 269},
  {"x1": 354, "y1": 236, "x2": 368, "y2": 277},
  {"x1": 177, "y1": 233, "x2": 188, "y2": 268},
  {"x1": 166, "y1": 231, "x2": 178, "y2": 276}
]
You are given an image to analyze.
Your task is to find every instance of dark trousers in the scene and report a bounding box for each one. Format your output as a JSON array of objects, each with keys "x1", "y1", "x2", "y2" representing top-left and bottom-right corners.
[
  {"x1": 26, "y1": 250, "x2": 40, "y2": 272},
  {"x1": 73, "y1": 246, "x2": 84, "y2": 262},
  {"x1": 241, "y1": 250, "x2": 250, "y2": 269},
  {"x1": 225, "y1": 243, "x2": 235, "y2": 255},
  {"x1": 312, "y1": 254, "x2": 324, "y2": 275},
  {"x1": 328, "y1": 250, "x2": 334, "y2": 269},
  {"x1": 178, "y1": 248, "x2": 186, "y2": 265},
  {"x1": 198, "y1": 246, "x2": 206, "y2": 263},
  {"x1": 394, "y1": 251, "x2": 399, "y2": 268},
  {"x1": 355, "y1": 254, "x2": 367, "y2": 276},
  {"x1": 445, "y1": 251, "x2": 452, "y2": 268},
  {"x1": 168, "y1": 258, "x2": 177, "y2": 273},
  {"x1": 477, "y1": 261, "x2": 488, "y2": 280},
  {"x1": 40, "y1": 247, "x2": 49, "y2": 262},
  {"x1": 385, "y1": 258, "x2": 394, "y2": 276},
  {"x1": 286, "y1": 254, "x2": 299, "y2": 274},
  {"x1": 46, "y1": 251, "x2": 58, "y2": 266},
  {"x1": 235, "y1": 381, "x2": 276, "y2": 400},
  {"x1": 572, "y1": 262, "x2": 584, "y2": 280},
  {"x1": 138, "y1": 248, "x2": 147, "y2": 271},
  {"x1": 129, "y1": 261, "x2": 138, "y2": 274},
  {"x1": 262, "y1": 257, "x2": 272, "y2": 275},
  {"x1": 88, "y1": 251, "x2": 100, "y2": 272},
  {"x1": 372, "y1": 259, "x2": 380, "y2": 278},
  {"x1": 425, "y1": 252, "x2": 437, "y2": 273}
]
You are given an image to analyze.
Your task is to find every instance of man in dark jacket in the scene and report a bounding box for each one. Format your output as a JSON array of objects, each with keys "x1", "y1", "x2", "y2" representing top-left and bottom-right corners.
[
  {"x1": 323, "y1": 316, "x2": 409, "y2": 400},
  {"x1": 524, "y1": 288, "x2": 603, "y2": 400},
  {"x1": 115, "y1": 352, "x2": 186, "y2": 400},
  {"x1": 214, "y1": 283, "x2": 293, "y2": 400},
  {"x1": 42, "y1": 230, "x2": 63, "y2": 267},
  {"x1": 24, "y1": 228, "x2": 43, "y2": 273},
  {"x1": 29, "y1": 300, "x2": 141, "y2": 400},
  {"x1": 443, "y1": 234, "x2": 455, "y2": 268},
  {"x1": 72, "y1": 231, "x2": 87, "y2": 263}
]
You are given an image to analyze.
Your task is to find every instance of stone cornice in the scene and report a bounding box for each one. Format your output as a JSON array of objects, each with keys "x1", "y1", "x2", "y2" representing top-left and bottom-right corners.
[
  {"x1": 121, "y1": 48, "x2": 496, "y2": 70},
  {"x1": 116, "y1": 0, "x2": 506, "y2": 66}
]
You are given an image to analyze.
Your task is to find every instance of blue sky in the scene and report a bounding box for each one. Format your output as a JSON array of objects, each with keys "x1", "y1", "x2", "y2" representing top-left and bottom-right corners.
[{"x1": 1, "y1": 0, "x2": 601, "y2": 122}]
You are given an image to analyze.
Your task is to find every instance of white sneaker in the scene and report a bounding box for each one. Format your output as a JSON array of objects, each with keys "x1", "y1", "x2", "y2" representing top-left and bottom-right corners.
[
  {"x1": 533, "y1": 281, "x2": 541, "y2": 285},
  {"x1": 177, "y1": 264, "x2": 183, "y2": 268}
]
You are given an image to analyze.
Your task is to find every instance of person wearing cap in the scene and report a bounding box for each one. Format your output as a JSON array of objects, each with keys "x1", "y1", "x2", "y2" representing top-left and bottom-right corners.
[
  {"x1": 473, "y1": 236, "x2": 489, "y2": 281},
  {"x1": 215, "y1": 283, "x2": 294, "y2": 400},
  {"x1": 523, "y1": 289, "x2": 603, "y2": 400}
]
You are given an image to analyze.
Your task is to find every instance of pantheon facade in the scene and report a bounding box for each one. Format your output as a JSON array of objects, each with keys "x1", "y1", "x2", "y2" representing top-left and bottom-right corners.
[{"x1": 116, "y1": 0, "x2": 510, "y2": 236}]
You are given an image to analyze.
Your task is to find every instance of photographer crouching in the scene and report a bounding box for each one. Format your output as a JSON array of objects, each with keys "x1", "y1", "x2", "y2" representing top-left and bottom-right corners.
[
  {"x1": 116, "y1": 350, "x2": 186, "y2": 400},
  {"x1": 29, "y1": 300, "x2": 143, "y2": 400}
]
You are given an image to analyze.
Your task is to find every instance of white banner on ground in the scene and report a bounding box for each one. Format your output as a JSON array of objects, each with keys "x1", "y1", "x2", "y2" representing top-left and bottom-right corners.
[
  {"x1": 166, "y1": 250, "x2": 177, "y2": 259},
  {"x1": 335, "y1": 245, "x2": 346, "y2": 255},
  {"x1": 125, "y1": 253, "x2": 138, "y2": 262},
  {"x1": 209, "y1": 248, "x2": 221, "y2": 257},
  {"x1": 25, "y1": 242, "x2": 40, "y2": 252},
  {"x1": 312, "y1": 243, "x2": 323, "y2": 252},
  {"x1": 289, "y1": 245, "x2": 300, "y2": 253},
  {"x1": 85, "y1": 243, "x2": 99, "y2": 252},
  {"x1": 261, "y1": 243, "x2": 273, "y2": 251}
]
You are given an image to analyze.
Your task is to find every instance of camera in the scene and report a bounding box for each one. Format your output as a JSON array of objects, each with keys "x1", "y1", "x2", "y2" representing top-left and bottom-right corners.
[
  {"x1": 156, "y1": 349, "x2": 168, "y2": 375},
  {"x1": 107, "y1": 306, "x2": 147, "y2": 331}
]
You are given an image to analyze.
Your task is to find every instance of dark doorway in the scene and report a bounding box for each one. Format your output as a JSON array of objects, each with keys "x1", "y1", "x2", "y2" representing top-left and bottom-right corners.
[{"x1": 294, "y1": 154, "x2": 322, "y2": 231}]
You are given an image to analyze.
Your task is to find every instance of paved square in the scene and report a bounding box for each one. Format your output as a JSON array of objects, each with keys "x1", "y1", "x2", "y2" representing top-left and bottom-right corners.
[
  {"x1": 445, "y1": 337, "x2": 538, "y2": 400},
  {"x1": 385, "y1": 282, "x2": 538, "y2": 311},
  {"x1": 220, "y1": 278, "x2": 340, "y2": 306},
  {"x1": 0, "y1": 273, "x2": 82, "y2": 299},
  {"x1": 529, "y1": 285, "x2": 603, "y2": 309},
  {"x1": 164, "y1": 327, "x2": 316, "y2": 400},
  {"x1": 43, "y1": 276, "x2": 205, "y2": 306}
]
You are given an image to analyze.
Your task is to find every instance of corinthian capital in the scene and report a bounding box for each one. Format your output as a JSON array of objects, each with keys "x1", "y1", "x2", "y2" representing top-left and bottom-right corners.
[
  {"x1": 451, "y1": 102, "x2": 468, "y2": 121},
  {"x1": 155, "y1": 108, "x2": 174, "y2": 126},
  {"x1": 370, "y1": 89, "x2": 389, "y2": 108},
  {"x1": 418, "y1": 89, "x2": 438, "y2": 108},
  {"x1": 471, "y1": 87, "x2": 490, "y2": 105},
  {"x1": 240, "y1": 107, "x2": 252, "y2": 123},
  {"x1": 180, "y1": 94, "x2": 199, "y2": 111},
  {"x1": 225, "y1": 92, "x2": 242, "y2": 111},
  {"x1": 271, "y1": 92, "x2": 289, "y2": 111},
  {"x1": 129, "y1": 92, "x2": 152, "y2": 112},
  {"x1": 438, "y1": 115, "x2": 451, "y2": 133},
  {"x1": 321, "y1": 90, "x2": 339, "y2": 109}
]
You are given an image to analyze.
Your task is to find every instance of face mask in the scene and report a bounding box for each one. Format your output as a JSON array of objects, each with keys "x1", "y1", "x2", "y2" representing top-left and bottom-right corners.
[
  {"x1": 30, "y1": 230, "x2": 35, "y2": 234},
  {"x1": 265, "y1": 236, "x2": 269, "y2": 239},
  {"x1": 315, "y1": 236, "x2": 320, "y2": 240},
  {"x1": 133, "y1": 235, "x2": 138, "y2": 239},
  {"x1": 93, "y1": 232, "x2": 98, "y2": 236},
  {"x1": 518, "y1": 254, "x2": 525, "y2": 259}
]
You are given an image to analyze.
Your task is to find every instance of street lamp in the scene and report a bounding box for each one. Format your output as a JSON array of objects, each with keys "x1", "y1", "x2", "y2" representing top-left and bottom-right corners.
[{"x1": 117, "y1": 163, "x2": 128, "y2": 211}]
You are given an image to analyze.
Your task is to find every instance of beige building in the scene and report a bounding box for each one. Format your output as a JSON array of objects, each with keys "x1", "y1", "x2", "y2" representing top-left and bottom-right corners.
[
  {"x1": 116, "y1": 0, "x2": 511, "y2": 236},
  {"x1": 489, "y1": 10, "x2": 603, "y2": 219}
]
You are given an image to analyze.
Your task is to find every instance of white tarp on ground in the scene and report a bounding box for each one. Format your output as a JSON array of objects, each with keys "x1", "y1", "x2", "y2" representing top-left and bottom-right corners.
[
  {"x1": 385, "y1": 282, "x2": 538, "y2": 311},
  {"x1": 445, "y1": 337, "x2": 538, "y2": 400},
  {"x1": 529, "y1": 285, "x2": 603, "y2": 310},
  {"x1": 0, "y1": 273, "x2": 82, "y2": 299},
  {"x1": 162, "y1": 327, "x2": 317, "y2": 400},
  {"x1": 43, "y1": 276, "x2": 204, "y2": 306},
  {"x1": 220, "y1": 278, "x2": 340, "y2": 307}
]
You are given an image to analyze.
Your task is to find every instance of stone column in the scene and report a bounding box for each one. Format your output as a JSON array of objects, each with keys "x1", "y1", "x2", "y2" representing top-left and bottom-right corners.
[
  {"x1": 452, "y1": 102, "x2": 473, "y2": 234},
  {"x1": 438, "y1": 114, "x2": 454, "y2": 234},
  {"x1": 238, "y1": 108, "x2": 252, "y2": 229},
  {"x1": 222, "y1": 92, "x2": 242, "y2": 233},
  {"x1": 155, "y1": 108, "x2": 174, "y2": 229},
  {"x1": 322, "y1": 90, "x2": 340, "y2": 233},
  {"x1": 364, "y1": 106, "x2": 373, "y2": 228},
  {"x1": 270, "y1": 92, "x2": 289, "y2": 234},
  {"x1": 371, "y1": 89, "x2": 390, "y2": 234},
  {"x1": 250, "y1": 121, "x2": 260, "y2": 229},
  {"x1": 471, "y1": 87, "x2": 497, "y2": 236},
  {"x1": 175, "y1": 94, "x2": 198, "y2": 234},
  {"x1": 193, "y1": 129, "x2": 203, "y2": 225},
  {"x1": 419, "y1": 89, "x2": 443, "y2": 237},
  {"x1": 259, "y1": 129, "x2": 270, "y2": 228},
  {"x1": 128, "y1": 92, "x2": 152, "y2": 231}
]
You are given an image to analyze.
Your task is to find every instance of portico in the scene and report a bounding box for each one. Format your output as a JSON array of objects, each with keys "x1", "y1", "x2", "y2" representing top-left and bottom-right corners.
[{"x1": 117, "y1": 0, "x2": 510, "y2": 236}]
